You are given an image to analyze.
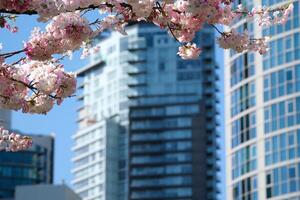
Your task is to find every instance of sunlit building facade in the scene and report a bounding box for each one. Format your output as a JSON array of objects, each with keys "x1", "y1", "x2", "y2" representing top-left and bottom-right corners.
[
  {"x1": 225, "y1": 0, "x2": 300, "y2": 199},
  {"x1": 73, "y1": 23, "x2": 220, "y2": 200}
]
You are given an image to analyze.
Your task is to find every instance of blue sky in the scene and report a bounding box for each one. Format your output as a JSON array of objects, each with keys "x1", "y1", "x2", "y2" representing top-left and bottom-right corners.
[{"x1": 2, "y1": 14, "x2": 226, "y2": 197}]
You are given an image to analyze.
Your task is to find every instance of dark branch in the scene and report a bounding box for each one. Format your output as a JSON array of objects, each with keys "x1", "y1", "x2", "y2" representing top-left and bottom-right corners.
[
  {"x1": 0, "y1": 2, "x2": 133, "y2": 16},
  {"x1": 0, "y1": 5, "x2": 100, "y2": 15}
]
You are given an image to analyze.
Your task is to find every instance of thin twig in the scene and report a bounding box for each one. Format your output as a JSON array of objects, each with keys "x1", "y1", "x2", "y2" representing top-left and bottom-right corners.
[{"x1": 210, "y1": 24, "x2": 223, "y2": 35}]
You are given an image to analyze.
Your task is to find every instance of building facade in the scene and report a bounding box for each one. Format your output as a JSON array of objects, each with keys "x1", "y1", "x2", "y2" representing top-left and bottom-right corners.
[
  {"x1": 15, "y1": 185, "x2": 81, "y2": 200},
  {"x1": 128, "y1": 97, "x2": 219, "y2": 200},
  {"x1": 225, "y1": 0, "x2": 300, "y2": 199},
  {"x1": 73, "y1": 23, "x2": 220, "y2": 200},
  {"x1": 0, "y1": 134, "x2": 54, "y2": 199}
]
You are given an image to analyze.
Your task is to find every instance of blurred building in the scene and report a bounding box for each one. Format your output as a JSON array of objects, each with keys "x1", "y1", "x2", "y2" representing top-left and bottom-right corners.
[
  {"x1": 15, "y1": 184, "x2": 81, "y2": 200},
  {"x1": 0, "y1": 134, "x2": 54, "y2": 200},
  {"x1": 225, "y1": 0, "x2": 300, "y2": 199},
  {"x1": 0, "y1": 110, "x2": 11, "y2": 128},
  {"x1": 73, "y1": 22, "x2": 220, "y2": 200}
]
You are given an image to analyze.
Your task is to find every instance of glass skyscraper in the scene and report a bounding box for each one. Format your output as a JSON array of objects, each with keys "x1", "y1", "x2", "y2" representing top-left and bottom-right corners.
[
  {"x1": 74, "y1": 22, "x2": 220, "y2": 200},
  {"x1": 225, "y1": 0, "x2": 300, "y2": 199},
  {"x1": 0, "y1": 134, "x2": 54, "y2": 200}
]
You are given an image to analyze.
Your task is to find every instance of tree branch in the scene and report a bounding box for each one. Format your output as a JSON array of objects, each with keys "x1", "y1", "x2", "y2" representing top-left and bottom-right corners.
[
  {"x1": 0, "y1": 5, "x2": 100, "y2": 15},
  {"x1": 0, "y1": 3, "x2": 132, "y2": 16}
]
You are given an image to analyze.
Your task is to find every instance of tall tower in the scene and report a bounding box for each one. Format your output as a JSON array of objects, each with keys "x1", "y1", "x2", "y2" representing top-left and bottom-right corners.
[
  {"x1": 225, "y1": 0, "x2": 300, "y2": 199},
  {"x1": 73, "y1": 23, "x2": 220, "y2": 200}
]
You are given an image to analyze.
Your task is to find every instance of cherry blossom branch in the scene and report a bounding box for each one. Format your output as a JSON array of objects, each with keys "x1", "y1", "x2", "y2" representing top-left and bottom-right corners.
[
  {"x1": 1, "y1": 49, "x2": 25, "y2": 58},
  {"x1": 210, "y1": 24, "x2": 223, "y2": 35},
  {"x1": 0, "y1": 5, "x2": 100, "y2": 15},
  {"x1": 0, "y1": 0, "x2": 294, "y2": 117},
  {"x1": 0, "y1": 127, "x2": 32, "y2": 152},
  {"x1": 0, "y1": 2, "x2": 133, "y2": 16}
]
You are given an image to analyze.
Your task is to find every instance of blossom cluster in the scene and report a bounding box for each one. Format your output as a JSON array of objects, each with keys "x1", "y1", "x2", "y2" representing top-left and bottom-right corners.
[
  {"x1": 247, "y1": 3, "x2": 294, "y2": 26},
  {"x1": 0, "y1": 15, "x2": 18, "y2": 33},
  {"x1": 0, "y1": 0, "x2": 103, "y2": 21},
  {"x1": 25, "y1": 12, "x2": 93, "y2": 61},
  {"x1": 0, "y1": 60, "x2": 76, "y2": 114},
  {"x1": 0, "y1": 0, "x2": 295, "y2": 59},
  {"x1": 0, "y1": 0, "x2": 295, "y2": 151},
  {"x1": 217, "y1": 30, "x2": 270, "y2": 55},
  {"x1": 177, "y1": 43, "x2": 201, "y2": 60},
  {"x1": 0, "y1": 127, "x2": 32, "y2": 152},
  {"x1": 0, "y1": 0, "x2": 294, "y2": 116}
]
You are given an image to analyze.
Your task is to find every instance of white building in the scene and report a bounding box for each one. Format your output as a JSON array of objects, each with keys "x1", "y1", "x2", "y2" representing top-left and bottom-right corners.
[{"x1": 225, "y1": 0, "x2": 300, "y2": 199}]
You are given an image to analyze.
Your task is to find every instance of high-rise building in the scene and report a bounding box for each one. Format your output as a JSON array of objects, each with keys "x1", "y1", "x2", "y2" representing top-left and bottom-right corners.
[
  {"x1": 128, "y1": 96, "x2": 219, "y2": 200},
  {"x1": 15, "y1": 184, "x2": 81, "y2": 200},
  {"x1": 225, "y1": 0, "x2": 300, "y2": 199},
  {"x1": 0, "y1": 134, "x2": 54, "y2": 200},
  {"x1": 73, "y1": 22, "x2": 220, "y2": 200}
]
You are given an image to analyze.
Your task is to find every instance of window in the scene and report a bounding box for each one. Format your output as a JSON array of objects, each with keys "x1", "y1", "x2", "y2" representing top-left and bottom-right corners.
[
  {"x1": 177, "y1": 71, "x2": 202, "y2": 81},
  {"x1": 131, "y1": 153, "x2": 192, "y2": 164},
  {"x1": 131, "y1": 175, "x2": 192, "y2": 187},
  {"x1": 131, "y1": 164, "x2": 192, "y2": 176},
  {"x1": 131, "y1": 141, "x2": 192, "y2": 153},
  {"x1": 131, "y1": 130, "x2": 192, "y2": 142},
  {"x1": 231, "y1": 144, "x2": 257, "y2": 179},
  {"x1": 266, "y1": 163, "x2": 300, "y2": 198},
  {"x1": 265, "y1": 130, "x2": 300, "y2": 166},
  {"x1": 131, "y1": 187, "x2": 192, "y2": 199},
  {"x1": 159, "y1": 62, "x2": 166, "y2": 71},
  {"x1": 131, "y1": 117, "x2": 192, "y2": 130},
  {"x1": 263, "y1": 65, "x2": 300, "y2": 102},
  {"x1": 263, "y1": 23, "x2": 300, "y2": 70},
  {"x1": 233, "y1": 176, "x2": 258, "y2": 200},
  {"x1": 231, "y1": 112, "x2": 256, "y2": 148},
  {"x1": 230, "y1": 53, "x2": 255, "y2": 86},
  {"x1": 264, "y1": 97, "x2": 300, "y2": 134},
  {"x1": 231, "y1": 81, "x2": 256, "y2": 117}
]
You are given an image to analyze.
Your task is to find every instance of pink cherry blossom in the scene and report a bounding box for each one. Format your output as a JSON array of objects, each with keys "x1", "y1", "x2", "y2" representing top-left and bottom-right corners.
[
  {"x1": 217, "y1": 30, "x2": 270, "y2": 55},
  {"x1": 0, "y1": 0, "x2": 295, "y2": 146},
  {"x1": 0, "y1": 127, "x2": 32, "y2": 152},
  {"x1": 178, "y1": 43, "x2": 201, "y2": 60},
  {"x1": 0, "y1": 59, "x2": 76, "y2": 114}
]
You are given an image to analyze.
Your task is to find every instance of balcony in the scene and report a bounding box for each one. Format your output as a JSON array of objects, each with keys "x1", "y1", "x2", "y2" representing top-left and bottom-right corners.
[
  {"x1": 126, "y1": 54, "x2": 147, "y2": 64},
  {"x1": 78, "y1": 115, "x2": 97, "y2": 130},
  {"x1": 127, "y1": 87, "x2": 147, "y2": 99},
  {"x1": 127, "y1": 77, "x2": 147, "y2": 88},
  {"x1": 126, "y1": 65, "x2": 147, "y2": 75},
  {"x1": 128, "y1": 38, "x2": 147, "y2": 51},
  {"x1": 77, "y1": 107, "x2": 89, "y2": 122}
]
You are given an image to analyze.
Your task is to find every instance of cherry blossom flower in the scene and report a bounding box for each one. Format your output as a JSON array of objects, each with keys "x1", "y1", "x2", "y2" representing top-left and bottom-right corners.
[
  {"x1": 0, "y1": 127, "x2": 32, "y2": 152},
  {"x1": 0, "y1": 0, "x2": 295, "y2": 146},
  {"x1": 25, "y1": 12, "x2": 93, "y2": 61},
  {"x1": 0, "y1": 60, "x2": 76, "y2": 114},
  {"x1": 178, "y1": 43, "x2": 201, "y2": 60},
  {"x1": 218, "y1": 30, "x2": 270, "y2": 55}
]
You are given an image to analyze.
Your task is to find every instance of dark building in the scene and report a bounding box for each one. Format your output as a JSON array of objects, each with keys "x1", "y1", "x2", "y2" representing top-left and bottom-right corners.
[
  {"x1": 0, "y1": 134, "x2": 54, "y2": 200},
  {"x1": 127, "y1": 24, "x2": 220, "y2": 200},
  {"x1": 74, "y1": 22, "x2": 220, "y2": 200}
]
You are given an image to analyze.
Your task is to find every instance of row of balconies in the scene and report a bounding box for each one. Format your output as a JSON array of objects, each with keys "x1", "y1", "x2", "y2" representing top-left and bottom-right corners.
[{"x1": 127, "y1": 38, "x2": 147, "y2": 51}]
